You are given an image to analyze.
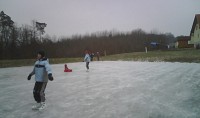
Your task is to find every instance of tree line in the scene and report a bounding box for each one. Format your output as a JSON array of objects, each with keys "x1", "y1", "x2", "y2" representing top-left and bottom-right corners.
[{"x1": 0, "y1": 11, "x2": 176, "y2": 60}]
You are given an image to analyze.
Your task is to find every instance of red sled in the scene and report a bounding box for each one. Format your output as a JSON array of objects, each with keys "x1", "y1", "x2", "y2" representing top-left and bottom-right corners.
[
  {"x1": 64, "y1": 64, "x2": 72, "y2": 72},
  {"x1": 64, "y1": 69, "x2": 72, "y2": 72}
]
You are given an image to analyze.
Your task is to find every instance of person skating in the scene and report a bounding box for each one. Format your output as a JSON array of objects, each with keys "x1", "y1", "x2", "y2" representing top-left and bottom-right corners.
[
  {"x1": 84, "y1": 50, "x2": 91, "y2": 72},
  {"x1": 96, "y1": 52, "x2": 100, "y2": 61},
  {"x1": 27, "y1": 50, "x2": 54, "y2": 111},
  {"x1": 90, "y1": 53, "x2": 94, "y2": 61}
]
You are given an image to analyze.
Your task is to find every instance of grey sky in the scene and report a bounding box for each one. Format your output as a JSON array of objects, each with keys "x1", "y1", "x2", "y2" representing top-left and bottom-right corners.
[{"x1": 0, "y1": 0, "x2": 200, "y2": 37}]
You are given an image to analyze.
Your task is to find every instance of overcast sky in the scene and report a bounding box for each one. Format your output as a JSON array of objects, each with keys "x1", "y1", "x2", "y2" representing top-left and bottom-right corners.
[{"x1": 0, "y1": 0, "x2": 200, "y2": 37}]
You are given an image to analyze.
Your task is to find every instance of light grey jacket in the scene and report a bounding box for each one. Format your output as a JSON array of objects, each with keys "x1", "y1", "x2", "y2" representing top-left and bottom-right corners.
[
  {"x1": 30, "y1": 58, "x2": 52, "y2": 82},
  {"x1": 84, "y1": 54, "x2": 91, "y2": 62}
]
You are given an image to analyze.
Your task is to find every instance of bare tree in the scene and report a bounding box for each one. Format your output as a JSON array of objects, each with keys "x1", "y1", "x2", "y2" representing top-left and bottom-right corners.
[{"x1": 0, "y1": 11, "x2": 14, "y2": 59}]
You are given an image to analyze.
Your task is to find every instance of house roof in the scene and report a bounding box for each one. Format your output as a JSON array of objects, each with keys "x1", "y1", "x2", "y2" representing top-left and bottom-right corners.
[
  {"x1": 176, "y1": 36, "x2": 190, "y2": 41},
  {"x1": 190, "y1": 14, "x2": 200, "y2": 36}
]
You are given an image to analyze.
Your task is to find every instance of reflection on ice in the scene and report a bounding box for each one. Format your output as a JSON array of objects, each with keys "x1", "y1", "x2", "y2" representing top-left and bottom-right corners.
[{"x1": 0, "y1": 61, "x2": 200, "y2": 118}]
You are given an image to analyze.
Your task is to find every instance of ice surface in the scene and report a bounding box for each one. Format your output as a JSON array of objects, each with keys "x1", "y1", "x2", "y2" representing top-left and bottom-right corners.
[{"x1": 0, "y1": 61, "x2": 200, "y2": 118}]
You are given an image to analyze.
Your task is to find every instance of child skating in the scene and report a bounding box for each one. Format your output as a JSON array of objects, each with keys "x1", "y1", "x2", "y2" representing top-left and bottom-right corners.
[
  {"x1": 27, "y1": 50, "x2": 54, "y2": 111},
  {"x1": 84, "y1": 50, "x2": 91, "y2": 72}
]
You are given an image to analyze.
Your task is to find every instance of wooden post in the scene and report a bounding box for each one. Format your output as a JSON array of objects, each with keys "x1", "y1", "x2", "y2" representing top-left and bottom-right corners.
[{"x1": 104, "y1": 50, "x2": 107, "y2": 56}]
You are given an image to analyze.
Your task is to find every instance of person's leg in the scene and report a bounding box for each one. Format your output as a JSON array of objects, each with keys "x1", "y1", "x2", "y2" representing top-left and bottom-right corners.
[
  {"x1": 33, "y1": 82, "x2": 42, "y2": 103},
  {"x1": 40, "y1": 82, "x2": 47, "y2": 103},
  {"x1": 33, "y1": 82, "x2": 47, "y2": 110},
  {"x1": 32, "y1": 82, "x2": 43, "y2": 109},
  {"x1": 86, "y1": 62, "x2": 89, "y2": 70},
  {"x1": 37, "y1": 82, "x2": 47, "y2": 110}
]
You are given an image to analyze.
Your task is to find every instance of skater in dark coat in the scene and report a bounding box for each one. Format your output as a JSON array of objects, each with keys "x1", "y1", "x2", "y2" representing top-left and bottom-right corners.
[
  {"x1": 96, "y1": 52, "x2": 100, "y2": 61},
  {"x1": 90, "y1": 53, "x2": 94, "y2": 61},
  {"x1": 27, "y1": 50, "x2": 54, "y2": 110}
]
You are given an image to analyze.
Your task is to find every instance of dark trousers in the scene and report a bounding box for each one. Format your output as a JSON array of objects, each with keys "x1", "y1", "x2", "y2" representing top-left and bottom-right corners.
[
  {"x1": 33, "y1": 82, "x2": 47, "y2": 103},
  {"x1": 86, "y1": 62, "x2": 89, "y2": 69}
]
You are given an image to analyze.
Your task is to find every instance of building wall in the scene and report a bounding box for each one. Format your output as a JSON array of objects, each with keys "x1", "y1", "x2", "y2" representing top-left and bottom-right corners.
[
  {"x1": 175, "y1": 42, "x2": 178, "y2": 48},
  {"x1": 189, "y1": 23, "x2": 200, "y2": 48},
  {"x1": 178, "y1": 41, "x2": 187, "y2": 48},
  {"x1": 176, "y1": 40, "x2": 193, "y2": 48}
]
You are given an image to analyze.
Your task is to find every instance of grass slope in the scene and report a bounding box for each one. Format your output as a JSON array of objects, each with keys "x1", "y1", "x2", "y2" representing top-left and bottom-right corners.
[
  {"x1": 1, "y1": 49, "x2": 200, "y2": 68},
  {"x1": 102, "y1": 49, "x2": 200, "y2": 62}
]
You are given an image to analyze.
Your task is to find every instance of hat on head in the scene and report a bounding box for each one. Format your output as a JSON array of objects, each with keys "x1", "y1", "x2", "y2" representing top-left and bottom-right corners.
[{"x1": 37, "y1": 50, "x2": 45, "y2": 57}]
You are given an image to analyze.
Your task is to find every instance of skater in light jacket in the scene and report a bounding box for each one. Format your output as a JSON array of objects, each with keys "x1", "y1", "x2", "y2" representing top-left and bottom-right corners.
[
  {"x1": 84, "y1": 50, "x2": 91, "y2": 72},
  {"x1": 27, "y1": 50, "x2": 54, "y2": 111}
]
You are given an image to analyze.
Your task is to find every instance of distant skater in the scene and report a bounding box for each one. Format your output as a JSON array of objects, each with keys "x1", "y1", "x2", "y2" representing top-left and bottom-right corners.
[
  {"x1": 90, "y1": 53, "x2": 94, "y2": 61},
  {"x1": 84, "y1": 50, "x2": 91, "y2": 72},
  {"x1": 96, "y1": 52, "x2": 100, "y2": 61},
  {"x1": 27, "y1": 50, "x2": 54, "y2": 111}
]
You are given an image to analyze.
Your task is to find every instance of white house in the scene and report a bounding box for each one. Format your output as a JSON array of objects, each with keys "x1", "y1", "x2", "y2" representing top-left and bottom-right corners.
[{"x1": 188, "y1": 14, "x2": 200, "y2": 48}]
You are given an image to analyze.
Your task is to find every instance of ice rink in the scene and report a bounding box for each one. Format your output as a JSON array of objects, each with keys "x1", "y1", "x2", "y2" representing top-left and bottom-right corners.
[{"x1": 0, "y1": 61, "x2": 200, "y2": 118}]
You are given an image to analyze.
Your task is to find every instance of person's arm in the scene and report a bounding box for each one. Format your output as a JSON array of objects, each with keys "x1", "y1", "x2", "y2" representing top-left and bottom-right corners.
[
  {"x1": 45, "y1": 60, "x2": 54, "y2": 81},
  {"x1": 27, "y1": 66, "x2": 35, "y2": 80}
]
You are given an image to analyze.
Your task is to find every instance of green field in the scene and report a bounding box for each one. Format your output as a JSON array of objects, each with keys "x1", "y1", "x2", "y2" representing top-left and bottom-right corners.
[
  {"x1": 101, "y1": 49, "x2": 200, "y2": 62},
  {"x1": 1, "y1": 49, "x2": 200, "y2": 68}
]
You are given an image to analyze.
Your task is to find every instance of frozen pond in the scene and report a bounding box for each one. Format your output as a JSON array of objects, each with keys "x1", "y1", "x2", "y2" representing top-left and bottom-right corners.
[{"x1": 0, "y1": 61, "x2": 200, "y2": 118}]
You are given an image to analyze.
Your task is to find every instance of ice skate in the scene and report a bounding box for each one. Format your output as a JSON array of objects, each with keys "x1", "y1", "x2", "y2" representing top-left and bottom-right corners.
[
  {"x1": 86, "y1": 69, "x2": 89, "y2": 72},
  {"x1": 32, "y1": 103, "x2": 41, "y2": 110},
  {"x1": 38, "y1": 102, "x2": 46, "y2": 111}
]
